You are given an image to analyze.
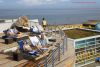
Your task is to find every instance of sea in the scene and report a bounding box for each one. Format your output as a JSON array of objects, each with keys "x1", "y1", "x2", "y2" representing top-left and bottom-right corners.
[{"x1": 0, "y1": 8, "x2": 100, "y2": 24}]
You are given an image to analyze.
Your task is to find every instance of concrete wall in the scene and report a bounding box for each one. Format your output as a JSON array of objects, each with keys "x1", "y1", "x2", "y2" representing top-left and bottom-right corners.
[
  {"x1": 67, "y1": 38, "x2": 75, "y2": 66},
  {"x1": 67, "y1": 38, "x2": 75, "y2": 54}
]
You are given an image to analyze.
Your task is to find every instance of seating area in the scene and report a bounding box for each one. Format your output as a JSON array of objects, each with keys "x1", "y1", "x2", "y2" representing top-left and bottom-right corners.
[
  {"x1": 1, "y1": 18, "x2": 54, "y2": 62},
  {"x1": 0, "y1": 16, "x2": 73, "y2": 67},
  {"x1": 17, "y1": 40, "x2": 39, "y2": 59},
  {"x1": 16, "y1": 35, "x2": 56, "y2": 60}
]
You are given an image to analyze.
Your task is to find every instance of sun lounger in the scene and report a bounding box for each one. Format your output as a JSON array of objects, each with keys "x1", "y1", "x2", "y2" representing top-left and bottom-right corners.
[
  {"x1": 17, "y1": 40, "x2": 53, "y2": 61},
  {"x1": 17, "y1": 40, "x2": 39, "y2": 60}
]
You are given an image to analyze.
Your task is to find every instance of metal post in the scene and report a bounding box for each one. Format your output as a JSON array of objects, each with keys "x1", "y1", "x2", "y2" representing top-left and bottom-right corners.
[
  {"x1": 52, "y1": 49, "x2": 54, "y2": 67},
  {"x1": 62, "y1": 39, "x2": 65, "y2": 55},
  {"x1": 62, "y1": 37, "x2": 65, "y2": 55},
  {"x1": 64, "y1": 36, "x2": 67, "y2": 51},
  {"x1": 58, "y1": 43, "x2": 60, "y2": 61}
]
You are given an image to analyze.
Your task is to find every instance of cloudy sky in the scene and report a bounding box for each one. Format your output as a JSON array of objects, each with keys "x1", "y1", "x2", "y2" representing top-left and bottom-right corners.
[{"x1": 0, "y1": 0, "x2": 99, "y2": 9}]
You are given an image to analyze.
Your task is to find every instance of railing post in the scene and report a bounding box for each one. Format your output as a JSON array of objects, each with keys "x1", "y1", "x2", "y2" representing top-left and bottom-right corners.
[
  {"x1": 52, "y1": 49, "x2": 54, "y2": 67},
  {"x1": 63, "y1": 38, "x2": 65, "y2": 55},
  {"x1": 64, "y1": 36, "x2": 67, "y2": 51},
  {"x1": 44, "y1": 56, "x2": 48, "y2": 67},
  {"x1": 58, "y1": 43, "x2": 60, "y2": 61}
]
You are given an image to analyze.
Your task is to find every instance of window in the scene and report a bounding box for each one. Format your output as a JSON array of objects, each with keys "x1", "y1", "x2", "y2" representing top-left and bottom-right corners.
[
  {"x1": 86, "y1": 38, "x2": 95, "y2": 46},
  {"x1": 75, "y1": 40, "x2": 86, "y2": 49}
]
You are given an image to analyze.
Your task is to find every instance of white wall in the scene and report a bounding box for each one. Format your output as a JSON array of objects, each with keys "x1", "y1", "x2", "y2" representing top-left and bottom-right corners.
[{"x1": 0, "y1": 22, "x2": 13, "y2": 33}]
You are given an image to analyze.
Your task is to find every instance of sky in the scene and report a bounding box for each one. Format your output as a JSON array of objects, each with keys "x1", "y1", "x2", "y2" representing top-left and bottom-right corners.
[{"x1": 0, "y1": 0, "x2": 100, "y2": 9}]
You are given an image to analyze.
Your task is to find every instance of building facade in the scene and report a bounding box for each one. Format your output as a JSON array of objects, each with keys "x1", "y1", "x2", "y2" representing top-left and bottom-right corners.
[
  {"x1": 64, "y1": 29, "x2": 100, "y2": 67},
  {"x1": 75, "y1": 35, "x2": 100, "y2": 67}
]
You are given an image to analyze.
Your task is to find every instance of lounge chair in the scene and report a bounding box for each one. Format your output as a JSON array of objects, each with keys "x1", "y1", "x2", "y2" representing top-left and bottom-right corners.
[
  {"x1": 17, "y1": 40, "x2": 38, "y2": 59},
  {"x1": 17, "y1": 40, "x2": 52, "y2": 61}
]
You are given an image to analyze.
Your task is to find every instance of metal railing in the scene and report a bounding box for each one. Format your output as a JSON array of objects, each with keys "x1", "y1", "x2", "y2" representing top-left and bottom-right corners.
[
  {"x1": 17, "y1": 25, "x2": 68, "y2": 67},
  {"x1": 34, "y1": 29, "x2": 67, "y2": 67}
]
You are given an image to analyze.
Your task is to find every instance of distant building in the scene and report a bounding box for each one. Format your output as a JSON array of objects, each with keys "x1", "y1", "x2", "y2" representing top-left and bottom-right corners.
[{"x1": 64, "y1": 28, "x2": 100, "y2": 67}]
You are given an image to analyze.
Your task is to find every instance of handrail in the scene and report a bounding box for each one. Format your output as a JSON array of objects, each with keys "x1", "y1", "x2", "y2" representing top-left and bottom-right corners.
[{"x1": 35, "y1": 27, "x2": 67, "y2": 67}]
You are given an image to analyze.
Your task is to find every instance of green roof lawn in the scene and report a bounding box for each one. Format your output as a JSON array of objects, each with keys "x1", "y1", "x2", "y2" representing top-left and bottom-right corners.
[{"x1": 64, "y1": 29, "x2": 100, "y2": 39}]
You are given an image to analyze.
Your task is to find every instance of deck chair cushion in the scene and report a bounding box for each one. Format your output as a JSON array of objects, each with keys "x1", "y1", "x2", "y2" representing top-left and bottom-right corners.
[
  {"x1": 29, "y1": 36, "x2": 40, "y2": 46},
  {"x1": 17, "y1": 40, "x2": 24, "y2": 50},
  {"x1": 29, "y1": 50, "x2": 38, "y2": 55}
]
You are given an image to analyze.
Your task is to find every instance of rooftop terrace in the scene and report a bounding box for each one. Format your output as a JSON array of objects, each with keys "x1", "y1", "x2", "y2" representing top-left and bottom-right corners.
[{"x1": 64, "y1": 29, "x2": 100, "y2": 39}]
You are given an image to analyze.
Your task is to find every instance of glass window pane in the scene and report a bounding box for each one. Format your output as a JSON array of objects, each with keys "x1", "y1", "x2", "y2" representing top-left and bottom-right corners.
[
  {"x1": 86, "y1": 38, "x2": 95, "y2": 46},
  {"x1": 86, "y1": 38, "x2": 95, "y2": 42},
  {"x1": 75, "y1": 40, "x2": 86, "y2": 49}
]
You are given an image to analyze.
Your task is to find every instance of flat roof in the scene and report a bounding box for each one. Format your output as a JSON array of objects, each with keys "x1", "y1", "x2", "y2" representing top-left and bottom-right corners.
[{"x1": 64, "y1": 29, "x2": 100, "y2": 39}]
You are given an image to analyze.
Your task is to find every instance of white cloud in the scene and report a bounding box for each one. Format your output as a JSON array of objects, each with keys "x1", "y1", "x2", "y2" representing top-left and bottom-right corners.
[{"x1": 18, "y1": 0, "x2": 70, "y2": 6}]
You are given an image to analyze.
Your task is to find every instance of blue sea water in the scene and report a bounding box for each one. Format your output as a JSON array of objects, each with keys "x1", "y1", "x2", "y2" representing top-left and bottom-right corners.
[{"x1": 0, "y1": 9, "x2": 100, "y2": 24}]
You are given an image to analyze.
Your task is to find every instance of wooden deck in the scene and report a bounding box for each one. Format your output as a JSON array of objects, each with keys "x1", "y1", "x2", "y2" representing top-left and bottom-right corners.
[
  {"x1": 0, "y1": 32, "x2": 75, "y2": 67},
  {"x1": 0, "y1": 34, "x2": 28, "y2": 67}
]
